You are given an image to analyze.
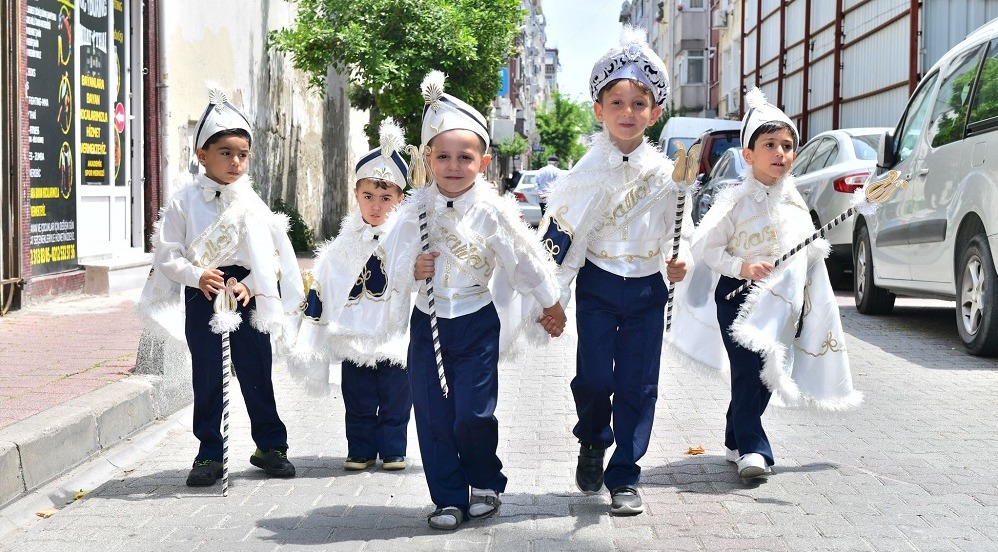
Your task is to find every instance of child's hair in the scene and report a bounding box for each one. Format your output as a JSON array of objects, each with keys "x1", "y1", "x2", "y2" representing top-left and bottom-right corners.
[
  {"x1": 597, "y1": 78, "x2": 654, "y2": 104},
  {"x1": 202, "y1": 128, "x2": 252, "y2": 149},
  {"x1": 747, "y1": 121, "x2": 797, "y2": 150},
  {"x1": 356, "y1": 177, "x2": 402, "y2": 193},
  {"x1": 428, "y1": 129, "x2": 488, "y2": 155}
]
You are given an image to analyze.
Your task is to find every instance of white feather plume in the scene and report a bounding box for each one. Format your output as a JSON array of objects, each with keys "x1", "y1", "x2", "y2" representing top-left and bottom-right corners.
[
  {"x1": 379, "y1": 118, "x2": 406, "y2": 158},
  {"x1": 421, "y1": 70, "x2": 446, "y2": 105},
  {"x1": 619, "y1": 25, "x2": 648, "y2": 47},
  {"x1": 206, "y1": 81, "x2": 228, "y2": 107},
  {"x1": 746, "y1": 87, "x2": 768, "y2": 109}
]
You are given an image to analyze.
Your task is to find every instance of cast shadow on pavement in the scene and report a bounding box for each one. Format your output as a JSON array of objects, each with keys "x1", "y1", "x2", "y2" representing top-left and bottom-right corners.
[{"x1": 639, "y1": 454, "x2": 836, "y2": 494}]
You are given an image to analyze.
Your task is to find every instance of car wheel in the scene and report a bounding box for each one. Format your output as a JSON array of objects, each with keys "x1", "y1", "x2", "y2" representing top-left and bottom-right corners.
[
  {"x1": 955, "y1": 233, "x2": 998, "y2": 356},
  {"x1": 854, "y1": 224, "x2": 895, "y2": 314}
]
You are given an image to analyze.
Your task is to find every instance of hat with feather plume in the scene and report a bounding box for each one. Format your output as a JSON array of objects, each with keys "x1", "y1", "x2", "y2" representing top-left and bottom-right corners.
[
  {"x1": 420, "y1": 70, "x2": 491, "y2": 149},
  {"x1": 194, "y1": 84, "x2": 253, "y2": 149},
  {"x1": 355, "y1": 118, "x2": 409, "y2": 190},
  {"x1": 740, "y1": 86, "x2": 800, "y2": 147},
  {"x1": 589, "y1": 26, "x2": 669, "y2": 106}
]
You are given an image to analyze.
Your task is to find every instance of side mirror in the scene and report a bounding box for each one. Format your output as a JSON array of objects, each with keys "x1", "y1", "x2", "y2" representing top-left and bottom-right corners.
[{"x1": 876, "y1": 130, "x2": 896, "y2": 169}]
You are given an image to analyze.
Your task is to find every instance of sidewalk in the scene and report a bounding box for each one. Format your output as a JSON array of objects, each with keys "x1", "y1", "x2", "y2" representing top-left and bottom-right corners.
[{"x1": 0, "y1": 256, "x2": 315, "y2": 508}]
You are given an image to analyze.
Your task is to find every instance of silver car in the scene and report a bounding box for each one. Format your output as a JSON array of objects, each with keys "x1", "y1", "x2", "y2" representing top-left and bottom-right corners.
[
  {"x1": 510, "y1": 170, "x2": 541, "y2": 227},
  {"x1": 791, "y1": 128, "x2": 889, "y2": 287}
]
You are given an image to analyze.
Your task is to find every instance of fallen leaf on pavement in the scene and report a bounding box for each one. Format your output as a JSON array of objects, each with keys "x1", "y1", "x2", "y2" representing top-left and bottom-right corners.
[
  {"x1": 72, "y1": 490, "x2": 89, "y2": 501},
  {"x1": 36, "y1": 509, "x2": 58, "y2": 519},
  {"x1": 685, "y1": 446, "x2": 705, "y2": 455}
]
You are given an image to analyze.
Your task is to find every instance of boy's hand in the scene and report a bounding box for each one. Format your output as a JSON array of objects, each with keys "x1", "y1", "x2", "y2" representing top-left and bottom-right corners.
[
  {"x1": 232, "y1": 282, "x2": 251, "y2": 307},
  {"x1": 740, "y1": 261, "x2": 774, "y2": 281},
  {"x1": 414, "y1": 252, "x2": 439, "y2": 280},
  {"x1": 665, "y1": 257, "x2": 687, "y2": 283},
  {"x1": 538, "y1": 302, "x2": 567, "y2": 337},
  {"x1": 198, "y1": 268, "x2": 225, "y2": 300}
]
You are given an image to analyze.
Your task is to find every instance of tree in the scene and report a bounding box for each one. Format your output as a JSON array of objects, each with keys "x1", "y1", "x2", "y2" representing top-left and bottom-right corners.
[
  {"x1": 269, "y1": 0, "x2": 523, "y2": 147},
  {"x1": 534, "y1": 92, "x2": 594, "y2": 168}
]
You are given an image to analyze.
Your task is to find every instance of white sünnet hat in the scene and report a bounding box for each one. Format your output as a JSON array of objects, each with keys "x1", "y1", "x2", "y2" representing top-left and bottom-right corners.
[
  {"x1": 355, "y1": 118, "x2": 408, "y2": 190},
  {"x1": 589, "y1": 26, "x2": 669, "y2": 106},
  {"x1": 740, "y1": 87, "x2": 800, "y2": 147},
  {"x1": 420, "y1": 70, "x2": 491, "y2": 149},
  {"x1": 194, "y1": 84, "x2": 252, "y2": 149}
]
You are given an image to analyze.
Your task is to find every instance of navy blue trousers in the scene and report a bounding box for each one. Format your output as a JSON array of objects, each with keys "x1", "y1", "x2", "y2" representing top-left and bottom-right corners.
[
  {"x1": 572, "y1": 261, "x2": 668, "y2": 491},
  {"x1": 714, "y1": 275, "x2": 774, "y2": 465},
  {"x1": 341, "y1": 359, "x2": 412, "y2": 459},
  {"x1": 185, "y1": 265, "x2": 288, "y2": 462},
  {"x1": 408, "y1": 303, "x2": 505, "y2": 515}
]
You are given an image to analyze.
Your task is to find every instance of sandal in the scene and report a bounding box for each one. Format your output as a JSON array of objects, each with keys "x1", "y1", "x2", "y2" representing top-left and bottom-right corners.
[
  {"x1": 427, "y1": 506, "x2": 463, "y2": 530},
  {"x1": 468, "y1": 488, "x2": 501, "y2": 520}
]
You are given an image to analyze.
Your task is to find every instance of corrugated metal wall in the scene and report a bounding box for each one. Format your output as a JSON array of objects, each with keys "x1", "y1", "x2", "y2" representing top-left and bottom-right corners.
[{"x1": 737, "y1": 0, "x2": 998, "y2": 141}]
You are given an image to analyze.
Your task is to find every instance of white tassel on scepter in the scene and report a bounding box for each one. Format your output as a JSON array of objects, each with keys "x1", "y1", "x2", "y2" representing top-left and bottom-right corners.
[{"x1": 724, "y1": 170, "x2": 908, "y2": 300}]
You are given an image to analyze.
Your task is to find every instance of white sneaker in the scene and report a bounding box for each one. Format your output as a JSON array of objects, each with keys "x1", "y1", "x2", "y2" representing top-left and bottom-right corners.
[
  {"x1": 724, "y1": 446, "x2": 739, "y2": 463},
  {"x1": 736, "y1": 453, "x2": 772, "y2": 478}
]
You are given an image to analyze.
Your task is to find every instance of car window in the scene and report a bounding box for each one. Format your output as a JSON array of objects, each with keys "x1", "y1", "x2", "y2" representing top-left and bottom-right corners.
[
  {"x1": 927, "y1": 44, "x2": 985, "y2": 148},
  {"x1": 790, "y1": 140, "x2": 819, "y2": 176},
  {"x1": 708, "y1": 135, "x2": 740, "y2": 167},
  {"x1": 851, "y1": 135, "x2": 880, "y2": 160},
  {"x1": 711, "y1": 154, "x2": 729, "y2": 179},
  {"x1": 894, "y1": 71, "x2": 940, "y2": 163},
  {"x1": 802, "y1": 138, "x2": 838, "y2": 174},
  {"x1": 666, "y1": 137, "x2": 695, "y2": 159},
  {"x1": 519, "y1": 174, "x2": 536, "y2": 184},
  {"x1": 968, "y1": 38, "x2": 998, "y2": 129}
]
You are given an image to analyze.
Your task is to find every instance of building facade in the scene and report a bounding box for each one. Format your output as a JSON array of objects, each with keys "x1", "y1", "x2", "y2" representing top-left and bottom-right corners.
[{"x1": 1, "y1": 0, "x2": 364, "y2": 313}]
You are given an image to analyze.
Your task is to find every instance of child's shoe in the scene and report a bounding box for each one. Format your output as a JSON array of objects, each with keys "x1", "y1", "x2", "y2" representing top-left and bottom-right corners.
[
  {"x1": 185, "y1": 459, "x2": 222, "y2": 487},
  {"x1": 724, "y1": 446, "x2": 740, "y2": 463},
  {"x1": 575, "y1": 444, "x2": 605, "y2": 494},
  {"x1": 736, "y1": 452, "x2": 772, "y2": 478},
  {"x1": 343, "y1": 456, "x2": 376, "y2": 470},
  {"x1": 381, "y1": 455, "x2": 406, "y2": 470},
  {"x1": 427, "y1": 506, "x2": 463, "y2": 530},
  {"x1": 609, "y1": 486, "x2": 644, "y2": 516},
  {"x1": 250, "y1": 448, "x2": 296, "y2": 477},
  {"x1": 468, "y1": 488, "x2": 501, "y2": 519}
]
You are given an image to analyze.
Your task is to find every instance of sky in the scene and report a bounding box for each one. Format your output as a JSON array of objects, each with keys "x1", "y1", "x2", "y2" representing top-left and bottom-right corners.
[{"x1": 542, "y1": 0, "x2": 627, "y2": 104}]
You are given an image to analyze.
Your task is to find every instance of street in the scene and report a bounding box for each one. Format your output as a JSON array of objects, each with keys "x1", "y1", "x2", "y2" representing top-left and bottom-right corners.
[{"x1": 3, "y1": 292, "x2": 998, "y2": 551}]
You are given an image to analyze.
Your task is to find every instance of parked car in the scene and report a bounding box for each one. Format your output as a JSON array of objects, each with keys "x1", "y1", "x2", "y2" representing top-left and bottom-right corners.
[
  {"x1": 691, "y1": 128, "x2": 742, "y2": 179},
  {"x1": 691, "y1": 147, "x2": 746, "y2": 225},
  {"x1": 790, "y1": 127, "x2": 889, "y2": 287},
  {"x1": 660, "y1": 116, "x2": 741, "y2": 160},
  {"x1": 853, "y1": 17, "x2": 998, "y2": 356},
  {"x1": 510, "y1": 170, "x2": 541, "y2": 227}
]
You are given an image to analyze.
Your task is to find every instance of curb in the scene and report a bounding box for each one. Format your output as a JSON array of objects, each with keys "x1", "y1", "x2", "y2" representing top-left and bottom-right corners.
[{"x1": 0, "y1": 374, "x2": 188, "y2": 508}]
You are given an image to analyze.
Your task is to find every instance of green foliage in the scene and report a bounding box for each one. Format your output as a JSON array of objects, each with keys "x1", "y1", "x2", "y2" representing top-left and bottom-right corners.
[
  {"x1": 269, "y1": 0, "x2": 524, "y2": 146},
  {"x1": 535, "y1": 92, "x2": 594, "y2": 166},
  {"x1": 495, "y1": 134, "x2": 528, "y2": 158},
  {"x1": 272, "y1": 197, "x2": 316, "y2": 252}
]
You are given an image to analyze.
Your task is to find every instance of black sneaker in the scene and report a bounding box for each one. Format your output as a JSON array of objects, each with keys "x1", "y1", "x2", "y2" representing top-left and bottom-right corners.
[
  {"x1": 576, "y1": 444, "x2": 605, "y2": 494},
  {"x1": 186, "y1": 459, "x2": 222, "y2": 487},
  {"x1": 609, "y1": 486, "x2": 644, "y2": 516},
  {"x1": 381, "y1": 455, "x2": 406, "y2": 470},
  {"x1": 249, "y1": 448, "x2": 296, "y2": 477}
]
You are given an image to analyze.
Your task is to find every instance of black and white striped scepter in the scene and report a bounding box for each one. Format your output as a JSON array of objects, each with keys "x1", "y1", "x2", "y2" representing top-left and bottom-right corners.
[
  {"x1": 405, "y1": 144, "x2": 449, "y2": 398},
  {"x1": 724, "y1": 170, "x2": 908, "y2": 300},
  {"x1": 665, "y1": 140, "x2": 701, "y2": 332},
  {"x1": 218, "y1": 277, "x2": 239, "y2": 496}
]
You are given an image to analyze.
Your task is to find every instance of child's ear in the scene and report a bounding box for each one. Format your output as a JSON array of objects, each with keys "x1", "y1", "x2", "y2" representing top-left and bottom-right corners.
[
  {"x1": 195, "y1": 148, "x2": 207, "y2": 165},
  {"x1": 479, "y1": 153, "x2": 492, "y2": 172},
  {"x1": 593, "y1": 102, "x2": 604, "y2": 122},
  {"x1": 651, "y1": 105, "x2": 663, "y2": 121},
  {"x1": 741, "y1": 147, "x2": 754, "y2": 166}
]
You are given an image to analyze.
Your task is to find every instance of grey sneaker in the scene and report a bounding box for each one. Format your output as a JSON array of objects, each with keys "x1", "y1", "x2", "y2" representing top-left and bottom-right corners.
[{"x1": 609, "y1": 486, "x2": 644, "y2": 516}]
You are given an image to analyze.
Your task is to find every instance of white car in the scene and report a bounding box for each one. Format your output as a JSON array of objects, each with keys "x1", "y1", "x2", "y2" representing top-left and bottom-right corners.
[
  {"x1": 854, "y1": 17, "x2": 998, "y2": 355},
  {"x1": 791, "y1": 127, "x2": 889, "y2": 287},
  {"x1": 510, "y1": 170, "x2": 541, "y2": 227}
]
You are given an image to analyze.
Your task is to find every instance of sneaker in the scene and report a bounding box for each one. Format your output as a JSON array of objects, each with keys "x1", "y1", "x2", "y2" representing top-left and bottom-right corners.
[
  {"x1": 427, "y1": 506, "x2": 463, "y2": 530},
  {"x1": 381, "y1": 455, "x2": 406, "y2": 470},
  {"x1": 468, "y1": 488, "x2": 501, "y2": 520},
  {"x1": 343, "y1": 456, "x2": 376, "y2": 470},
  {"x1": 724, "y1": 446, "x2": 740, "y2": 463},
  {"x1": 185, "y1": 459, "x2": 222, "y2": 487},
  {"x1": 609, "y1": 486, "x2": 644, "y2": 516},
  {"x1": 249, "y1": 448, "x2": 296, "y2": 477},
  {"x1": 736, "y1": 452, "x2": 772, "y2": 478},
  {"x1": 576, "y1": 445, "x2": 606, "y2": 494}
]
